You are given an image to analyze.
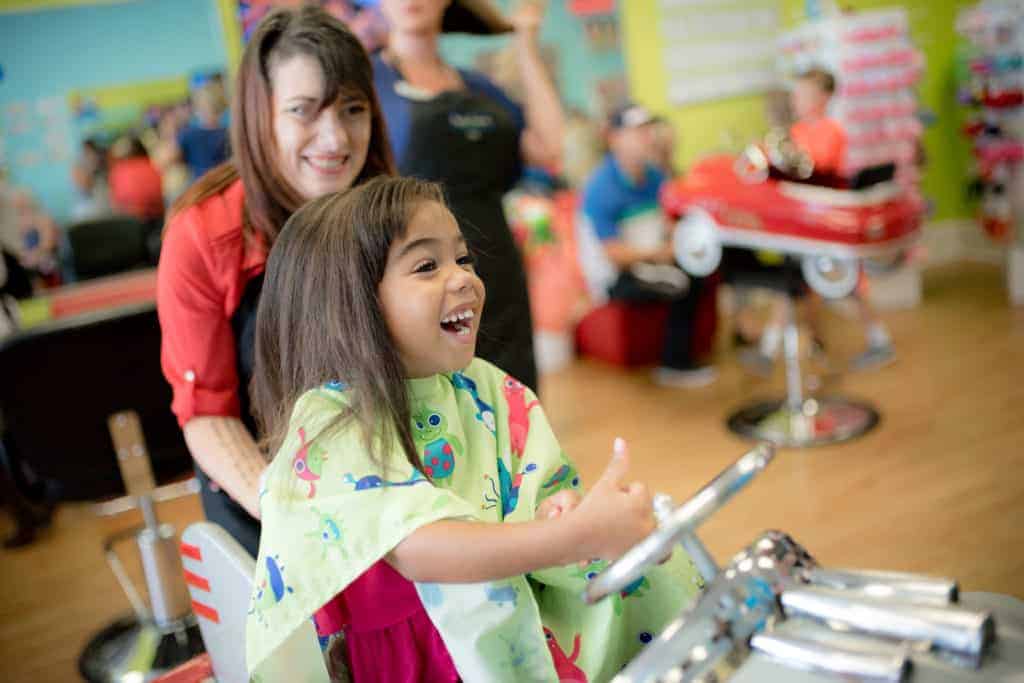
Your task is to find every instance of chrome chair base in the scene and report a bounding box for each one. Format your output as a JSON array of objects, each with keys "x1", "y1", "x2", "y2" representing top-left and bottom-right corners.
[
  {"x1": 78, "y1": 615, "x2": 203, "y2": 683},
  {"x1": 727, "y1": 396, "x2": 879, "y2": 447}
]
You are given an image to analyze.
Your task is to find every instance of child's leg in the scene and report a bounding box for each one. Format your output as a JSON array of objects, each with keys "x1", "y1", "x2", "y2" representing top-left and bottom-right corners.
[
  {"x1": 801, "y1": 291, "x2": 827, "y2": 351},
  {"x1": 857, "y1": 293, "x2": 892, "y2": 349},
  {"x1": 737, "y1": 292, "x2": 784, "y2": 377},
  {"x1": 731, "y1": 285, "x2": 762, "y2": 345},
  {"x1": 849, "y1": 280, "x2": 895, "y2": 370}
]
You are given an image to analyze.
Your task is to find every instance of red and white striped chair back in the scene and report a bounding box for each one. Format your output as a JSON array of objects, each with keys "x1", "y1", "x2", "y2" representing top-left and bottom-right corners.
[{"x1": 180, "y1": 522, "x2": 255, "y2": 683}]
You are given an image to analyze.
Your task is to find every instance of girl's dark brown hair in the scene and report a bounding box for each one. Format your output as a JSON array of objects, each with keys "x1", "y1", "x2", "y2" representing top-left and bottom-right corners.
[
  {"x1": 252, "y1": 176, "x2": 447, "y2": 473},
  {"x1": 169, "y1": 4, "x2": 393, "y2": 246}
]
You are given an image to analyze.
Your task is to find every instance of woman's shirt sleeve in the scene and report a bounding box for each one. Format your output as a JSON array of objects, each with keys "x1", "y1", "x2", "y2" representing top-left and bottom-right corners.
[{"x1": 156, "y1": 208, "x2": 241, "y2": 427}]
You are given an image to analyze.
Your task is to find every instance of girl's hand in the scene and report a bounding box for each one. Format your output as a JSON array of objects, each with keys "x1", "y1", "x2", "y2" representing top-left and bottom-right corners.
[
  {"x1": 566, "y1": 438, "x2": 656, "y2": 561},
  {"x1": 536, "y1": 489, "x2": 581, "y2": 520}
]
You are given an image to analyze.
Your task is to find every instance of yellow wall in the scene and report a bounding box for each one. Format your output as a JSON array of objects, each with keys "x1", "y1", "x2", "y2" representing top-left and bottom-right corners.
[
  {"x1": 216, "y1": 0, "x2": 243, "y2": 77},
  {"x1": 621, "y1": 0, "x2": 976, "y2": 221},
  {"x1": 620, "y1": 3, "x2": 771, "y2": 169},
  {"x1": 0, "y1": 0, "x2": 121, "y2": 11}
]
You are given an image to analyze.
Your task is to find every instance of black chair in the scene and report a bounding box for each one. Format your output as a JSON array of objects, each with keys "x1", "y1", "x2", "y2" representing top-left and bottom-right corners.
[
  {"x1": 849, "y1": 162, "x2": 896, "y2": 190},
  {"x1": 720, "y1": 247, "x2": 805, "y2": 298},
  {"x1": 66, "y1": 215, "x2": 152, "y2": 281},
  {"x1": 0, "y1": 302, "x2": 194, "y2": 544},
  {"x1": 1, "y1": 249, "x2": 33, "y2": 300}
]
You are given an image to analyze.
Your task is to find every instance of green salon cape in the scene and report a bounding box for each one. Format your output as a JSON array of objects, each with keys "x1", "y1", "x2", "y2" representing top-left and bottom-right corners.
[{"x1": 246, "y1": 358, "x2": 704, "y2": 681}]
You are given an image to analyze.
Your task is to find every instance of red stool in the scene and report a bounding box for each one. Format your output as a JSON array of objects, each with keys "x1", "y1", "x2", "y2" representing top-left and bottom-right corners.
[
  {"x1": 575, "y1": 275, "x2": 719, "y2": 367},
  {"x1": 575, "y1": 301, "x2": 671, "y2": 366}
]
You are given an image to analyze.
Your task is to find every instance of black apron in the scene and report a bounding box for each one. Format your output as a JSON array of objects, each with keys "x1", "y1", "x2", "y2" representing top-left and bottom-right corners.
[
  {"x1": 398, "y1": 87, "x2": 538, "y2": 392},
  {"x1": 194, "y1": 273, "x2": 263, "y2": 558}
]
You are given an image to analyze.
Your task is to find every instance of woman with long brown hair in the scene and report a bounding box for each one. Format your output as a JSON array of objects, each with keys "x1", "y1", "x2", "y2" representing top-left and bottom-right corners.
[{"x1": 156, "y1": 5, "x2": 393, "y2": 559}]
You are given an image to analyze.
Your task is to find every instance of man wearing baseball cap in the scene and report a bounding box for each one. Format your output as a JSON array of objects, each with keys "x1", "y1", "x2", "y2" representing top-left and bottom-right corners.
[{"x1": 577, "y1": 103, "x2": 717, "y2": 387}]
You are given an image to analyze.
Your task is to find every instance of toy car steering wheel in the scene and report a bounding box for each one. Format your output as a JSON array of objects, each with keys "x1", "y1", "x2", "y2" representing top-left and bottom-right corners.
[
  {"x1": 735, "y1": 129, "x2": 815, "y2": 184},
  {"x1": 765, "y1": 127, "x2": 815, "y2": 181},
  {"x1": 734, "y1": 144, "x2": 771, "y2": 184},
  {"x1": 583, "y1": 443, "x2": 775, "y2": 605}
]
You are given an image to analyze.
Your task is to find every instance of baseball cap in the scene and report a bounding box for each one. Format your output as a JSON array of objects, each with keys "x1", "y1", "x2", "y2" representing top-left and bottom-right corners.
[{"x1": 608, "y1": 102, "x2": 656, "y2": 130}]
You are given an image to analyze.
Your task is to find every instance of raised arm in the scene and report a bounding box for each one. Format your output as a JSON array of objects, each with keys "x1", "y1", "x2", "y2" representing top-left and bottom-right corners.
[{"x1": 511, "y1": 1, "x2": 564, "y2": 168}]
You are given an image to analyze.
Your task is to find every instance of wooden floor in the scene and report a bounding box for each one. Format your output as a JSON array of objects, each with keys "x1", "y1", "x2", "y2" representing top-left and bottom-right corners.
[{"x1": 2, "y1": 261, "x2": 1022, "y2": 682}]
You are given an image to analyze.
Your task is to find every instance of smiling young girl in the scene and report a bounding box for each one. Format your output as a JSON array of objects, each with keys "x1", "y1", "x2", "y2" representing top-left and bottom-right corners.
[{"x1": 246, "y1": 176, "x2": 703, "y2": 682}]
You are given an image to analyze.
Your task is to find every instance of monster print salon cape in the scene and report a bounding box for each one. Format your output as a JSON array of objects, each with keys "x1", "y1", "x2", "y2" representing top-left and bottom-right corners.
[{"x1": 246, "y1": 358, "x2": 703, "y2": 682}]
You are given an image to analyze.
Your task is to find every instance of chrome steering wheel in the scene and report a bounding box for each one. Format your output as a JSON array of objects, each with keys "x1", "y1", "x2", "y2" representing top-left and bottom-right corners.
[{"x1": 735, "y1": 128, "x2": 815, "y2": 184}]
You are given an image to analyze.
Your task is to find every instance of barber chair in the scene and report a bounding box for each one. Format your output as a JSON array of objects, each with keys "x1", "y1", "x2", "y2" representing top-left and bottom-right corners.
[
  {"x1": 662, "y1": 133, "x2": 921, "y2": 446},
  {"x1": 67, "y1": 215, "x2": 152, "y2": 281},
  {"x1": 171, "y1": 522, "x2": 331, "y2": 683},
  {"x1": 77, "y1": 410, "x2": 204, "y2": 682},
  {"x1": 0, "y1": 303, "x2": 193, "y2": 545}
]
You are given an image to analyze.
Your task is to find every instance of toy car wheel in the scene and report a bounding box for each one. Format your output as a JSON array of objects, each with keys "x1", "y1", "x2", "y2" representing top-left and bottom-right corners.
[
  {"x1": 674, "y1": 208, "x2": 722, "y2": 277},
  {"x1": 801, "y1": 254, "x2": 859, "y2": 299}
]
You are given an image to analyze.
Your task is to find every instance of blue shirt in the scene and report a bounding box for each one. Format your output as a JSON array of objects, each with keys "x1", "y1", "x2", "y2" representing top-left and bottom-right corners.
[
  {"x1": 371, "y1": 54, "x2": 525, "y2": 168},
  {"x1": 178, "y1": 124, "x2": 229, "y2": 180},
  {"x1": 577, "y1": 154, "x2": 666, "y2": 299},
  {"x1": 582, "y1": 154, "x2": 665, "y2": 242}
]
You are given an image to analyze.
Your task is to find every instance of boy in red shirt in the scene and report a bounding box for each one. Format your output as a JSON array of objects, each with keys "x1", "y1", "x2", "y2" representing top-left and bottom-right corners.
[
  {"x1": 790, "y1": 68, "x2": 847, "y2": 178},
  {"x1": 746, "y1": 69, "x2": 893, "y2": 373},
  {"x1": 790, "y1": 68, "x2": 894, "y2": 370}
]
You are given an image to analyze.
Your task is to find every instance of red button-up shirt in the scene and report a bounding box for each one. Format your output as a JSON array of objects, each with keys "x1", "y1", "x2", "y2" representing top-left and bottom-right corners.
[
  {"x1": 157, "y1": 179, "x2": 267, "y2": 427},
  {"x1": 791, "y1": 117, "x2": 848, "y2": 176}
]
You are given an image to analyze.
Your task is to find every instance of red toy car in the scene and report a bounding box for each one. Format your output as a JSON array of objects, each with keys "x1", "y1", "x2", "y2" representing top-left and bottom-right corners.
[{"x1": 661, "y1": 135, "x2": 925, "y2": 298}]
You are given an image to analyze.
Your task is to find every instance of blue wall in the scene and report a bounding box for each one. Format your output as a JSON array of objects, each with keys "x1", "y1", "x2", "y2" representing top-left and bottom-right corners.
[
  {"x1": 0, "y1": 0, "x2": 623, "y2": 221},
  {"x1": 441, "y1": 1, "x2": 625, "y2": 116},
  {"x1": 0, "y1": 0, "x2": 228, "y2": 221}
]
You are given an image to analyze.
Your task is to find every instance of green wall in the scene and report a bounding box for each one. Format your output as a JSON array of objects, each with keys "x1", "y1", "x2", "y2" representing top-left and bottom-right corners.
[{"x1": 622, "y1": 0, "x2": 976, "y2": 221}]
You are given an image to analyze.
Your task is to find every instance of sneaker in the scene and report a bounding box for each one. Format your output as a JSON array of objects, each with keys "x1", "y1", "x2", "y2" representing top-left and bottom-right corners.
[
  {"x1": 652, "y1": 365, "x2": 718, "y2": 388},
  {"x1": 738, "y1": 347, "x2": 775, "y2": 378},
  {"x1": 849, "y1": 343, "x2": 895, "y2": 372},
  {"x1": 732, "y1": 330, "x2": 760, "y2": 349},
  {"x1": 808, "y1": 336, "x2": 832, "y2": 371},
  {"x1": 810, "y1": 336, "x2": 827, "y2": 358}
]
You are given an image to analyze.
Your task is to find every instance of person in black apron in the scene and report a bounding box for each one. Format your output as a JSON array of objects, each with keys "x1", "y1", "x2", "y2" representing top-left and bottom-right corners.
[
  {"x1": 374, "y1": 0, "x2": 565, "y2": 393},
  {"x1": 398, "y1": 82, "x2": 538, "y2": 390}
]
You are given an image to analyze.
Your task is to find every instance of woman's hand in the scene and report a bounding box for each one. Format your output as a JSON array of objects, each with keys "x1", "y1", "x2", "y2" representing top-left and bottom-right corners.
[
  {"x1": 509, "y1": 0, "x2": 545, "y2": 43},
  {"x1": 509, "y1": 0, "x2": 564, "y2": 167},
  {"x1": 565, "y1": 438, "x2": 656, "y2": 562}
]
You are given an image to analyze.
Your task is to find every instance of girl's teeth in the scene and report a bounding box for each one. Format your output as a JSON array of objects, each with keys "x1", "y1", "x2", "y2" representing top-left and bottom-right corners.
[{"x1": 443, "y1": 310, "x2": 474, "y2": 324}]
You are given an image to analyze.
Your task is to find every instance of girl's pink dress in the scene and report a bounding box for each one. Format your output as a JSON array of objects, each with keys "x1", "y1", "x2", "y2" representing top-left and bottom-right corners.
[{"x1": 313, "y1": 559, "x2": 459, "y2": 682}]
